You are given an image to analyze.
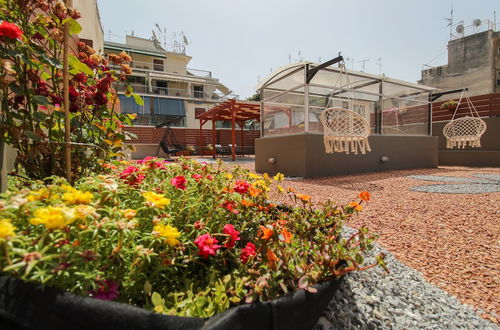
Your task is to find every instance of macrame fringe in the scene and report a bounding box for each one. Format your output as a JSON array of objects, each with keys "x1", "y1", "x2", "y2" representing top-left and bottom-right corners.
[
  {"x1": 324, "y1": 136, "x2": 371, "y2": 155},
  {"x1": 446, "y1": 137, "x2": 481, "y2": 149}
]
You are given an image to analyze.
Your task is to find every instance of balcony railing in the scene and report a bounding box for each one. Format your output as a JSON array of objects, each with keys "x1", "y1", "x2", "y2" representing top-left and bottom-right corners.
[
  {"x1": 116, "y1": 83, "x2": 236, "y2": 101},
  {"x1": 109, "y1": 60, "x2": 213, "y2": 79}
]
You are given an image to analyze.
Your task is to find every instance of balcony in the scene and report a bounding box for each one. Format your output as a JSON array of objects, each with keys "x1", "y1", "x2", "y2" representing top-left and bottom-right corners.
[
  {"x1": 115, "y1": 83, "x2": 236, "y2": 101},
  {"x1": 109, "y1": 60, "x2": 212, "y2": 78}
]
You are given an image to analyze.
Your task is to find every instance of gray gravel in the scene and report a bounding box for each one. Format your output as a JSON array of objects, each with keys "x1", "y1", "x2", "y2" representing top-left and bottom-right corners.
[
  {"x1": 407, "y1": 175, "x2": 493, "y2": 184},
  {"x1": 410, "y1": 183, "x2": 500, "y2": 194},
  {"x1": 313, "y1": 227, "x2": 499, "y2": 330},
  {"x1": 472, "y1": 173, "x2": 500, "y2": 182}
]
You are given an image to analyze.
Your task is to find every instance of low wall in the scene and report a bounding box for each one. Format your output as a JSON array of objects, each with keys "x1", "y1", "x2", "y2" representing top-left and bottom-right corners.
[
  {"x1": 432, "y1": 117, "x2": 500, "y2": 166},
  {"x1": 0, "y1": 143, "x2": 16, "y2": 193},
  {"x1": 255, "y1": 133, "x2": 438, "y2": 178}
]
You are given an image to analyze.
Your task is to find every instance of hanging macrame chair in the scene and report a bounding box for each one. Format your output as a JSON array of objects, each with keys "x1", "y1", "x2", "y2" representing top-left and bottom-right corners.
[
  {"x1": 442, "y1": 90, "x2": 487, "y2": 149},
  {"x1": 319, "y1": 61, "x2": 371, "y2": 155}
]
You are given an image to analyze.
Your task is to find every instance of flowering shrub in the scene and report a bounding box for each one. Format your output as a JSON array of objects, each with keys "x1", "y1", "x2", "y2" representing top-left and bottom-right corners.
[
  {"x1": 0, "y1": 0, "x2": 140, "y2": 180},
  {"x1": 440, "y1": 100, "x2": 458, "y2": 110},
  {"x1": 0, "y1": 158, "x2": 385, "y2": 317}
]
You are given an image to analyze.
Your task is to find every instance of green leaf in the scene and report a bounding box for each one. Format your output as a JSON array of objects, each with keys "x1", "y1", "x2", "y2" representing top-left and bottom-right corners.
[
  {"x1": 69, "y1": 54, "x2": 93, "y2": 75},
  {"x1": 151, "y1": 292, "x2": 163, "y2": 306},
  {"x1": 67, "y1": 18, "x2": 82, "y2": 35},
  {"x1": 32, "y1": 95, "x2": 49, "y2": 105},
  {"x1": 132, "y1": 93, "x2": 144, "y2": 106}
]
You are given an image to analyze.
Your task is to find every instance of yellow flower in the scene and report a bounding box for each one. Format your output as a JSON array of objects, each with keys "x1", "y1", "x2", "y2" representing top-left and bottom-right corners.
[
  {"x1": 273, "y1": 173, "x2": 285, "y2": 181},
  {"x1": 30, "y1": 206, "x2": 75, "y2": 229},
  {"x1": 142, "y1": 192, "x2": 171, "y2": 209},
  {"x1": 153, "y1": 224, "x2": 180, "y2": 246},
  {"x1": 225, "y1": 173, "x2": 233, "y2": 180},
  {"x1": 63, "y1": 191, "x2": 93, "y2": 205},
  {"x1": 154, "y1": 305, "x2": 164, "y2": 313},
  {"x1": 71, "y1": 205, "x2": 96, "y2": 220},
  {"x1": 27, "y1": 188, "x2": 50, "y2": 202},
  {"x1": 61, "y1": 184, "x2": 77, "y2": 193},
  {"x1": 123, "y1": 209, "x2": 137, "y2": 220},
  {"x1": 263, "y1": 173, "x2": 271, "y2": 181},
  {"x1": 276, "y1": 185, "x2": 285, "y2": 193},
  {"x1": 248, "y1": 173, "x2": 262, "y2": 180},
  {"x1": 253, "y1": 180, "x2": 269, "y2": 191},
  {"x1": 348, "y1": 202, "x2": 363, "y2": 212},
  {"x1": 0, "y1": 218, "x2": 16, "y2": 240}
]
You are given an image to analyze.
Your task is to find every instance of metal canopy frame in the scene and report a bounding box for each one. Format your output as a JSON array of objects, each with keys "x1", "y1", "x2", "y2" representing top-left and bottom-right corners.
[{"x1": 198, "y1": 99, "x2": 260, "y2": 161}]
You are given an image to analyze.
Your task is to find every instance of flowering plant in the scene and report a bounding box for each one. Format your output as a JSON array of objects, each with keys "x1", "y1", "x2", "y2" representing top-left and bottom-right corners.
[
  {"x1": 0, "y1": 158, "x2": 385, "y2": 317},
  {"x1": 0, "y1": 0, "x2": 140, "y2": 180},
  {"x1": 440, "y1": 100, "x2": 458, "y2": 111}
]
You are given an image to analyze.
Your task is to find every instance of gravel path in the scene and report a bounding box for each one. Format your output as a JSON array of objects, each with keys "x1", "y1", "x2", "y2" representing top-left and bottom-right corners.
[
  {"x1": 313, "y1": 227, "x2": 499, "y2": 330},
  {"x1": 223, "y1": 161, "x2": 500, "y2": 325}
]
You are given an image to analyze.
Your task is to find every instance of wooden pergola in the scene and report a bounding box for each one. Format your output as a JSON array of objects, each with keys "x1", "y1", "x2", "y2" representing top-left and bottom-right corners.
[{"x1": 198, "y1": 99, "x2": 260, "y2": 161}]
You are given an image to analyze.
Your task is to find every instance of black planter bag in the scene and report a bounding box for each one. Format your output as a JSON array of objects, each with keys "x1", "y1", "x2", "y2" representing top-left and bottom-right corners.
[{"x1": 0, "y1": 275, "x2": 340, "y2": 330}]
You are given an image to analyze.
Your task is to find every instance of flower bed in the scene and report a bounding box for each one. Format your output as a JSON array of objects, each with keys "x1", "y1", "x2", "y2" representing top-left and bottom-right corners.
[{"x1": 0, "y1": 157, "x2": 384, "y2": 322}]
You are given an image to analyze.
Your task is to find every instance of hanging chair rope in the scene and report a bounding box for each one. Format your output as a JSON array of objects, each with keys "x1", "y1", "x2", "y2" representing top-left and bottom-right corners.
[
  {"x1": 443, "y1": 90, "x2": 487, "y2": 149},
  {"x1": 320, "y1": 61, "x2": 371, "y2": 155}
]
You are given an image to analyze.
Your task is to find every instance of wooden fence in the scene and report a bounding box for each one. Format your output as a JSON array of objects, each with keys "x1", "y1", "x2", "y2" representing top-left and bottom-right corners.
[{"x1": 432, "y1": 92, "x2": 500, "y2": 122}]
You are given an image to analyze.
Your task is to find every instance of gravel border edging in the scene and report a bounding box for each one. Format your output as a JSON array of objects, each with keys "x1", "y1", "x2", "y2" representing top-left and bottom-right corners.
[{"x1": 313, "y1": 227, "x2": 499, "y2": 330}]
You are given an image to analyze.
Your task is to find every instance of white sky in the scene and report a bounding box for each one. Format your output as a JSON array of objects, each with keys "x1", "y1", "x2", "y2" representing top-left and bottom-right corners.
[{"x1": 97, "y1": 0, "x2": 499, "y2": 98}]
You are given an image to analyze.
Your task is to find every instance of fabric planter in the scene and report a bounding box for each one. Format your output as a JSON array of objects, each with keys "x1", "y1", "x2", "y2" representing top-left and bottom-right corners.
[{"x1": 0, "y1": 275, "x2": 340, "y2": 330}]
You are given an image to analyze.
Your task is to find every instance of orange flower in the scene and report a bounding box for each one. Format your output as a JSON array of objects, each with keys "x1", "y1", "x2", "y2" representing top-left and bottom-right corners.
[
  {"x1": 348, "y1": 202, "x2": 363, "y2": 212},
  {"x1": 276, "y1": 219, "x2": 288, "y2": 226},
  {"x1": 249, "y1": 186, "x2": 262, "y2": 197},
  {"x1": 287, "y1": 187, "x2": 296, "y2": 193},
  {"x1": 241, "y1": 199, "x2": 254, "y2": 207},
  {"x1": 281, "y1": 228, "x2": 293, "y2": 243},
  {"x1": 266, "y1": 249, "x2": 278, "y2": 264},
  {"x1": 358, "y1": 191, "x2": 370, "y2": 202},
  {"x1": 296, "y1": 193, "x2": 311, "y2": 203},
  {"x1": 259, "y1": 225, "x2": 273, "y2": 240}
]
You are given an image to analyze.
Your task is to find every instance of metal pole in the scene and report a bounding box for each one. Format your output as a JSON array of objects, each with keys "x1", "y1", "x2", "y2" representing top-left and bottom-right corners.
[
  {"x1": 63, "y1": 0, "x2": 72, "y2": 183},
  {"x1": 304, "y1": 64, "x2": 309, "y2": 133},
  {"x1": 211, "y1": 115, "x2": 216, "y2": 159},
  {"x1": 0, "y1": 141, "x2": 6, "y2": 193}
]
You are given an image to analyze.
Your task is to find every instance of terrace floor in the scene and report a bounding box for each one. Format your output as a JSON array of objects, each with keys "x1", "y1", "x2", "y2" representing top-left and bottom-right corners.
[{"x1": 207, "y1": 157, "x2": 500, "y2": 324}]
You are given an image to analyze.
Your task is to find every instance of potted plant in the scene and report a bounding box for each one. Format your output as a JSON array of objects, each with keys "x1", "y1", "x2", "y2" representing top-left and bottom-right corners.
[{"x1": 440, "y1": 100, "x2": 458, "y2": 111}]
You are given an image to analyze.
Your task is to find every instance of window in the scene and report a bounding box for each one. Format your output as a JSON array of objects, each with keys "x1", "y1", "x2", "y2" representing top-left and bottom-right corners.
[
  {"x1": 154, "y1": 81, "x2": 168, "y2": 95},
  {"x1": 195, "y1": 108, "x2": 206, "y2": 119},
  {"x1": 193, "y1": 85, "x2": 204, "y2": 98},
  {"x1": 153, "y1": 59, "x2": 164, "y2": 71},
  {"x1": 497, "y1": 79, "x2": 500, "y2": 86}
]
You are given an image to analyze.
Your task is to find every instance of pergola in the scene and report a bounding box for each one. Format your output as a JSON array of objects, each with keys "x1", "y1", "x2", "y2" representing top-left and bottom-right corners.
[{"x1": 198, "y1": 99, "x2": 260, "y2": 161}]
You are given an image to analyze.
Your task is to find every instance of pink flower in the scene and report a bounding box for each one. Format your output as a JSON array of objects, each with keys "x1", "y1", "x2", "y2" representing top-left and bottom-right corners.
[
  {"x1": 234, "y1": 180, "x2": 250, "y2": 194},
  {"x1": 171, "y1": 175, "x2": 187, "y2": 190},
  {"x1": 223, "y1": 224, "x2": 240, "y2": 248},
  {"x1": 0, "y1": 21, "x2": 23, "y2": 40},
  {"x1": 206, "y1": 175, "x2": 214, "y2": 181},
  {"x1": 194, "y1": 234, "x2": 220, "y2": 259},
  {"x1": 89, "y1": 280, "x2": 119, "y2": 301},
  {"x1": 192, "y1": 173, "x2": 203, "y2": 182},
  {"x1": 119, "y1": 166, "x2": 145, "y2": 186},
  {"x1": 137, "y1": 156, "x2": 155, "y2": 164},
  {"x1": 240, "y1": 242, "x2": 256, "y2": 264}
]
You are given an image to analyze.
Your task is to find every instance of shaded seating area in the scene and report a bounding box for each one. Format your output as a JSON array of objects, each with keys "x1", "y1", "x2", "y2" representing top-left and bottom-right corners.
[{"x1": 198, "y1": 99, "x2": 260, "y2": 161}]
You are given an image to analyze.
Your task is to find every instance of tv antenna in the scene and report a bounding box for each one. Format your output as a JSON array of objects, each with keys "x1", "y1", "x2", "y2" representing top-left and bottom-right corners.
[
  {"x1": 358, "y1": 59, "x2": 369, "y2": 72},
  {"x1": 376, "y1": 58, "x2": 382, "y2": 75},
  {"x1": 444, "y1": 5, "x2": 453, "y2": 40}
]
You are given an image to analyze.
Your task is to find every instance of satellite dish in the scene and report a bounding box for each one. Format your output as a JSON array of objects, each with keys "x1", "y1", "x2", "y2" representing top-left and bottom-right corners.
[
  {"x1": 473, "y1": 19, "x2": 481, "y2": 27},
  {"x1": 456, "y1": 24, "x2": 464, "y2": 33}
]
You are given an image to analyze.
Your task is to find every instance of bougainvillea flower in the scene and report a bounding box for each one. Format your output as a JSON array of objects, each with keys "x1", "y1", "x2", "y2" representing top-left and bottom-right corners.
[
  {"x1": 89, "y1": 280, "x2": 119, "y2": 301},
  {"x1": 153, "y1": 223, "x2": 181, "y2": 246},
  {"x1": 0, "y1": 21, "x2": 23, "y2": 39},
  {"x1": 171, "y1": 175, "x2": 187, "y2": 190},
  {"x1": 223, "y1": 224, "x2": 240, "y2": 248},
  {"x1": 240, "y1": 242, "x2": 256, "y2": 264},
  {"x1": 221, "y1": 201, "x2": 239, "y2": 214},
  {"x1": 259, "y1": 225, "x2": 273, "y2": 240},
  {"x1": 233, "y1": 180, "x2": 250, "y2": 194},
  {"x1": 194, "y1": 233, "x2": 220, "y2": 259},
  {"x1": 358, "y1": 191, "x2": 370, "y2": 202}
]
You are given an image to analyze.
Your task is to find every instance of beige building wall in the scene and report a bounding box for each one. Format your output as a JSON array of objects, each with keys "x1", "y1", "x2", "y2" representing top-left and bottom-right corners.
[{"x1": 72, "y1": 0, "x2": 104, "y2": 52}]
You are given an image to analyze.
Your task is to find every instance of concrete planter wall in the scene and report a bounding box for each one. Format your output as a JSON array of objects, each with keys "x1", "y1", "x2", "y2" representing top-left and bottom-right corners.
[
  {"x1": 0, "y1": 142, "x2": 16, "y2": 193},
  {"x1": 256, "y1": 133, "x2": 438, "y2": 178}
]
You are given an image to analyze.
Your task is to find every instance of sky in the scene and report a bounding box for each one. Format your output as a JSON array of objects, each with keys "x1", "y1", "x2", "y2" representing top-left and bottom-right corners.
[{"x1": 97, "y1": 0, "x2": 499, "y2": 98}]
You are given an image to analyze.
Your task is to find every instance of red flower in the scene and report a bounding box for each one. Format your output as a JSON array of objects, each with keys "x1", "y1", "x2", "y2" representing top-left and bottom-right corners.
[
  {"x1": 234, "y1": 180, "x2": 250, "y2": 194},
  {"x1": 221, "y1": 201, "x2": 239, "y2": 214},
  {"x1": 119, "y1": 166, "x2": 145, "y2": 186},
  {"x1": 223, "y1": 224, "x2": 240, "y2": 248},
  {"x1": 192, "y1": 173, "x2": 203, "y2": 182},
  {"x1": 240, "y1": 242, "x2": 256, "y2": 264},
  {"x1": 171, "y1": 175, "x2": 187, "y2": 190},
  {"x1": 0, "y1": 21, "x2": 23, "y2": 40},
  {"x1": 89, "y1": 280, "x2": 119, "y2": 301},
  {"x1": 206, "y1": 175, "x2": 213, "y2": 181},
  {"x1": 194, "y1": 234, "x2": 220, "y2": 259},
  {"x1": 74, "y1": 72, "x2": 87, "y2": 84}
]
